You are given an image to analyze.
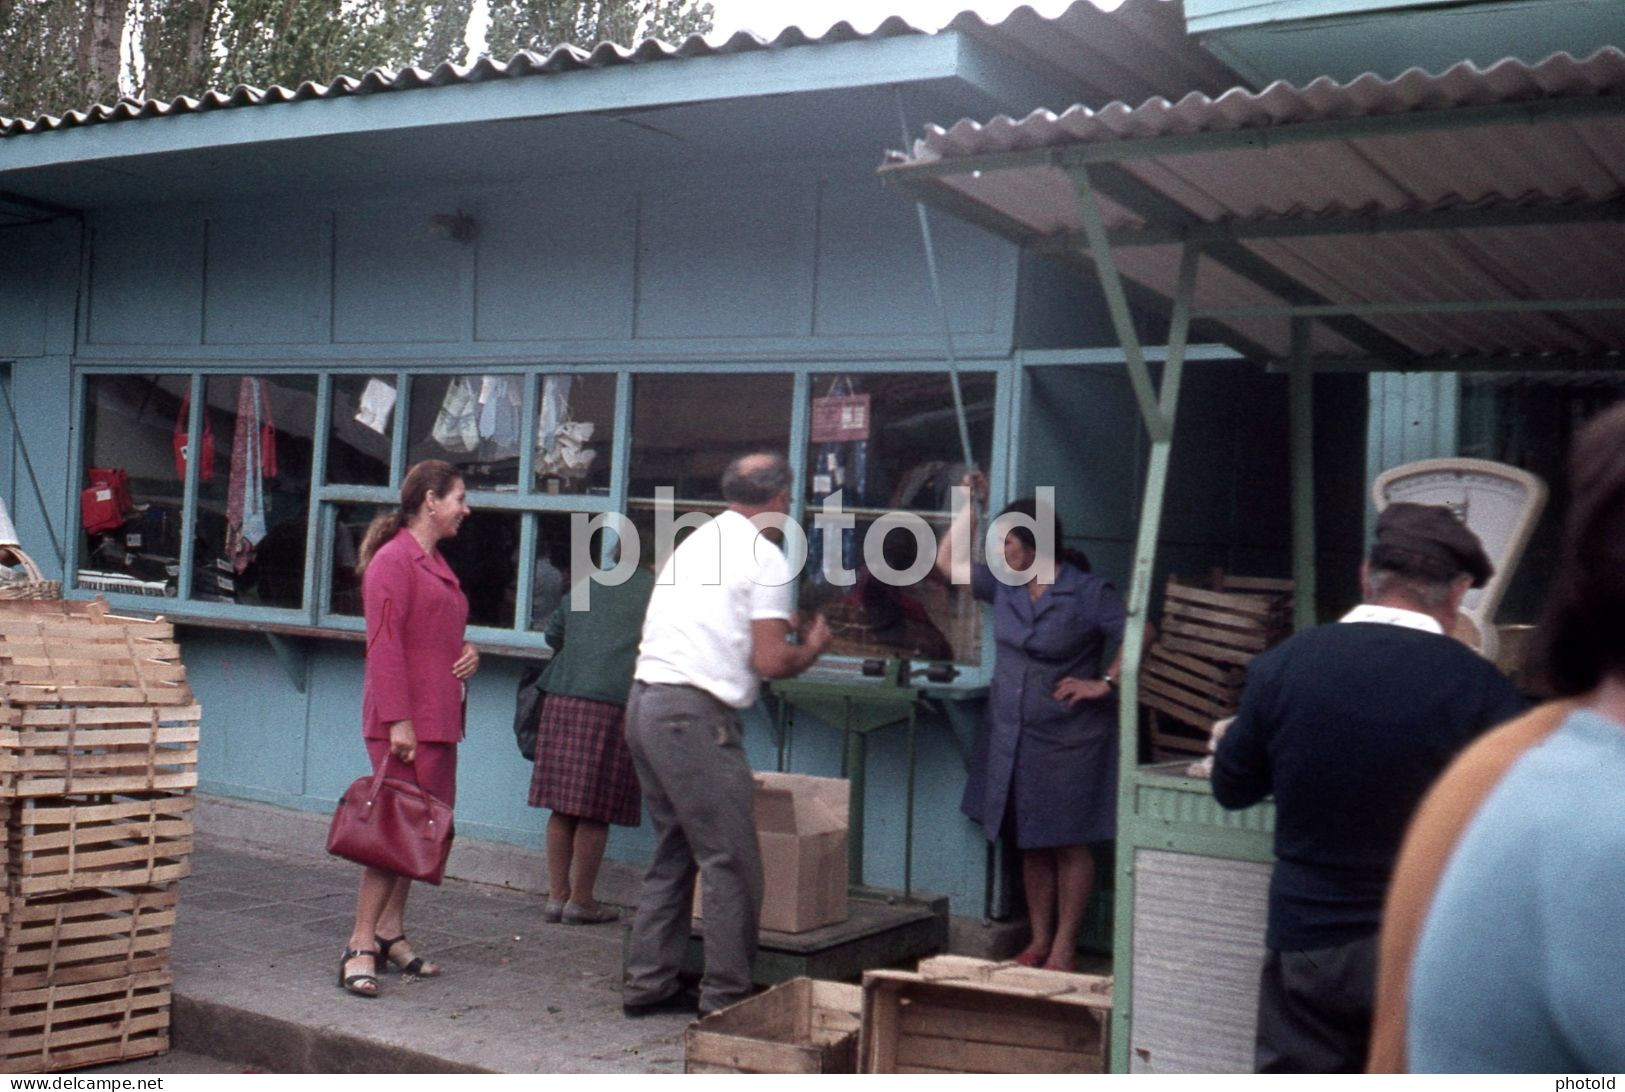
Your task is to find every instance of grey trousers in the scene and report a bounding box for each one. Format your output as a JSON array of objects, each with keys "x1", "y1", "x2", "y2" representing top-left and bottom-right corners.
[
  {"x1": 1254, "y1": 934, "x2": 1378, "y2": 1073},
  {"x1": 622, "y1": 681, "x2": 762, "y2": 1014}
]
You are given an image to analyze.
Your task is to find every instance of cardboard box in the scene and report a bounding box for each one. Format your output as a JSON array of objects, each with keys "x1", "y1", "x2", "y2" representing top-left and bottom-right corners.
[
  {"x1": 685, "y1": 977, "x2": 862, "y2": 1074},
  {"x1": 695, "y1": 772, "x2": 849, "y2": 934}
]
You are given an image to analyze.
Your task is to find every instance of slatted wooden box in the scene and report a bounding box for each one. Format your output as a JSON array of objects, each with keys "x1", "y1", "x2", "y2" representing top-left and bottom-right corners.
[
  {"x1": 1, "y1": 887, "x2": 178, "y2": 994},
  {"x1": 685, "y1": 977, "x2": 863, "y2": 1074},
  {"x1": 7, "y1": 795, "x2": 193, "y2": 897},
  {"x1": 1141, "y1": 575, "x2": 1293, "y2": 761},
  {"x1": 861, "y1": 956, "x2": 1112, "y2": 1074},
  {"x1": 0, "y1": 968, "x2": 171, "y2": 1073}
]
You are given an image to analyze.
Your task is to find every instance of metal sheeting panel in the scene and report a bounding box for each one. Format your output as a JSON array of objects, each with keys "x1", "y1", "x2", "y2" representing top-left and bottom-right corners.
[
  {"x1": 0, "y1": 0, "x2": 1236, "y2": 139},
  {"x1": 1129, "y1": 849, "x2": 1270, "y2": 1074},
  {"x1": 891, "y1": 48, "x2": 1625, "y2": 362},
  {"x1": 914, "y1": 48, "x2": 1625, "y2": 160}
]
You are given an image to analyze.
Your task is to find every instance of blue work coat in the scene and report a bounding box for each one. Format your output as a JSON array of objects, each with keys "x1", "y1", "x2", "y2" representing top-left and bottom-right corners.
[{"x1": 961, "y1": 561, "x2": 1126, "y2": 848}]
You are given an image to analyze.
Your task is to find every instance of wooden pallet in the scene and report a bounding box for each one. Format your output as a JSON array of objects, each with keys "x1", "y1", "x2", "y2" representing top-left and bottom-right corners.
[
  {"x1": 0, "y1": 968, "x2": 171, "y2": 1073},
  {"x1": 861, "y1": 956, "x2": 1112, "y2": 1074},
  {"x1": 1, "y1": 887, "x2": 178, "y2": 993},
  {"x1": 8, "y1": 795, "x2": 194, "y2": 897},
  {"x1": 686, "y1": 977, "x2": 863, "y2": 1074}
]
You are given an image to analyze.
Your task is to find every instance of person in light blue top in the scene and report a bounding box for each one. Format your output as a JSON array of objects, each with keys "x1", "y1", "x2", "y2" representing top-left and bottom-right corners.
[
  {"x1": 1391, "y1": 400, "x2": 1625, "y2": 1073},
  {"x1": 936, "y1": 476, "x2": 1124, "y2": 972}
]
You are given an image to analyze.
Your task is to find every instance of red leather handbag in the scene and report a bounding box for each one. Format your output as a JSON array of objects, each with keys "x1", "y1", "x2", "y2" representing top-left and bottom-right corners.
[{"x1": 326, "y1": 759, "x2": 455, "y2": 885}]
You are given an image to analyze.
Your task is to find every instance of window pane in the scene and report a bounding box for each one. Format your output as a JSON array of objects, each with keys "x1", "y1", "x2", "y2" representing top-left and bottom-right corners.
[
  {"x1": 800, "y1": 372, "x2": 997, "y2": 666},
  {"x1": 327, "y1": 374, "x2": 396, "y2": 486},
  {"x1": 440, "y1": 510, "x2": 520, "y2": 629},
  {"x1": 407, "y1": 373, "x2": 523, "y2": 492},
  {"x1": 76, "y1": 374, "x2": 191, "y2": 598},
  {"x1": 534, "y1": 373, "x2": 615, "y2": 497},
  {"x1": 629, "y1": 373, "x2": 794, "y2": 504},
  {"x1": 192, "y1": 375, "x2": 316, "y2": 608},
  {"x1": 330, "y1": 504, "x2": 520, "y2": 630},
  {"x1": 329, "y1": 502, "x2": 387, "y2": 617}
]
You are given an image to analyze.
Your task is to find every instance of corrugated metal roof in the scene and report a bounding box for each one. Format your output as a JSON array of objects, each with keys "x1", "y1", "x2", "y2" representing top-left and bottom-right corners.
[
  {"x1": 0, "y1": 0, "x2": 1236, "y2": 139},
  {"x1": 883, "y1": 48, "x2": 1625, "y2": 364}
]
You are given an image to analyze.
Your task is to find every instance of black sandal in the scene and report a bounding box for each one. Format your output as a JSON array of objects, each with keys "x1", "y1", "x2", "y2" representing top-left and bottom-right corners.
[
  {"x1": 376, "y1": 934, "x2": 441, "y2": 978},
  {"x1": 338, "y1": 948, "x2": 380, "y2": 997}
]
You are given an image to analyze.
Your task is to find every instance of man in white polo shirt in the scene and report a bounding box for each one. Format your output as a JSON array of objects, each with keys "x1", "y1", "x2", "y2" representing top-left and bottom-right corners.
[{"x1": 621, "y1": 452, "x2": 832, "y2": 1018}]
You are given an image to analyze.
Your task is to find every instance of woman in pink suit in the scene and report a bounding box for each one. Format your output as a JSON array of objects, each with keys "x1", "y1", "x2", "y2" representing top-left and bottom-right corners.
[{"x1": 339, "y1": 460, "x2": 480, "y2": 998}]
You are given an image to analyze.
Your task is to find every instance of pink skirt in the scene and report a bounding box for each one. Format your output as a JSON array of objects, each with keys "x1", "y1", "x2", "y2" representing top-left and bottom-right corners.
[{"x1": 367, "y1": 738, "x2": 458, "y2": 808}]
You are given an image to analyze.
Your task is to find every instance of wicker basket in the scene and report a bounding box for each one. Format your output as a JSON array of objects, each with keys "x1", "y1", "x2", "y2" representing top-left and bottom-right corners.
[{"x1": 0, "y1": 547, "x2": 61, "y2": 601}]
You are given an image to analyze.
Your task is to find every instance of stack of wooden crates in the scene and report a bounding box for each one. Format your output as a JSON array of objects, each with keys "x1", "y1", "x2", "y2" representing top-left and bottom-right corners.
[
  {"x1": 0, "y1": 601, "x2": 198, "y2": 1072},
  {"x1": 1138, "y1": 573, "x2": 1294, "y2": 762}
]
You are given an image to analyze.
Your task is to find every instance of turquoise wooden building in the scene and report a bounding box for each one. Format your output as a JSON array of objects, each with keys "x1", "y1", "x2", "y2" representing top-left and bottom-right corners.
[{"x1": 4, "y1": 0, "x2": 1622, "y2": 1072}]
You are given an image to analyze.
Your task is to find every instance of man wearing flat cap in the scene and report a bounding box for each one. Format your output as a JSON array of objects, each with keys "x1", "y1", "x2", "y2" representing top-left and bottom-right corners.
[{"x1": 1212, "y1": 502, "x2": 1524, "y2": 1073}]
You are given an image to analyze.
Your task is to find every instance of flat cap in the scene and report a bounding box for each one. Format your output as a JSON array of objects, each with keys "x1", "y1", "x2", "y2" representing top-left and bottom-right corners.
[{"x1": 1372, "y1": 502, "x2": 1493, "y2": 588}]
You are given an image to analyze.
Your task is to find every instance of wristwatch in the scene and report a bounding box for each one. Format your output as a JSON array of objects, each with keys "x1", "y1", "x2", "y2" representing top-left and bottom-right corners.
[{"x1": 1102, "y1": 673, "x2": 1117, "y2": 690}]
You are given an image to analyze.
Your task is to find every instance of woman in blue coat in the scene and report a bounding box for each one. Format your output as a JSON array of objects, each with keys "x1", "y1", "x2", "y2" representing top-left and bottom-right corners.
[{"x1": 936, "y1": 476, "x2": 1125, "y2": 971}]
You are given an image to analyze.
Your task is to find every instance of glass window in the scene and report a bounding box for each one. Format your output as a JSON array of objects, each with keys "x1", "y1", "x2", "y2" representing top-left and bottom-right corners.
[
  {"x1": 800, "y1": 372, "x2": 997, "y2": 665},
  {"x1": 407, "y1": 373, "x2": 523, "y2": 492},
  {"x1": 534, "y1": 373, "x2": 615, "y2": 498},
  {"x1": 76, "y1": 374, "x2": 191, "y2": 598},
  {"x1": 629, "y1": 373, "x2": 793, "y2": 504},
  {"x1": 328, "y1": 502, "x2": 387, "y2": 617},
  {"x1": 440, "y1": 510, "x2": 521, "y2": 629},
  {"x1": 327, "y1": 374, "x2": 396, "y2": 486},
  {"x1": 192, "y1": 375, "x2": 316, "y2": 608}
]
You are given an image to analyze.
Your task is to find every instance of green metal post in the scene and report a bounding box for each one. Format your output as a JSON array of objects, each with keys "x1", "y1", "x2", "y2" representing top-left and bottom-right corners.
[
  {"x1": 1072, "y1": 171, "x2": 1169, "y2": 444},
  {"x1": 842, "y1": 698, "x2": 866, "y2": 887},
  {"x1": 1290, "y1": 318, "x2": 1318, "y2": 631}
]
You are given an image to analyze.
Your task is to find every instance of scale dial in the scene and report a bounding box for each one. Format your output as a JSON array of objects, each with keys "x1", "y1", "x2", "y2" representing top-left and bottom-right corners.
[{"x1": 1372, "y1": 458, "x2": 1547, "y2": 661}]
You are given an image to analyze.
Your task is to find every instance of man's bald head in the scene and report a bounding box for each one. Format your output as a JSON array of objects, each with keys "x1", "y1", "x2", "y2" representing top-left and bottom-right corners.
[{"x1": 721, "y1": 453, "x2": 793, "y2": 507}]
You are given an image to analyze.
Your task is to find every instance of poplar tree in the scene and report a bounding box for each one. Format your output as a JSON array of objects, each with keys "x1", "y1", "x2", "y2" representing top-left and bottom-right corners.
[{"x1": 0, "y1": 0, "x2": 713, "y2": 121}]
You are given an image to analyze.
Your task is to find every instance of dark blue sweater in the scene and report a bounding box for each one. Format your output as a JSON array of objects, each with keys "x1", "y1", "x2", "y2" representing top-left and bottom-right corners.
[{"x1": 1211, "y1": 620, "x2": 1525, "y2": 951}]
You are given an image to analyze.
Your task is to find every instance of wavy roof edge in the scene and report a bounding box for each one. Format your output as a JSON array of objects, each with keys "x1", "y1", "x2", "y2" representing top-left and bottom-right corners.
[
  {"x1": 905, "y1": 45, "x2": 1625, "y2": 161},
  {"x1": 0, "y1": 0, "x2": 1200, "y2": 139}
]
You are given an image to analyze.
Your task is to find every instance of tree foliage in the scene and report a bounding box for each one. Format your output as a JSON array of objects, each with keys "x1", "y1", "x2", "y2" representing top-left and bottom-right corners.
[{"x1": 0, "y1": 0, "x2": 712, "y2": 120}]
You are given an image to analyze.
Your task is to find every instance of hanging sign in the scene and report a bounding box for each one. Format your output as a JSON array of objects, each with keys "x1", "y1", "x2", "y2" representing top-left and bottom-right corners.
[{"x1": 809, "y1": 393, "x2": 871, "y2": 443}]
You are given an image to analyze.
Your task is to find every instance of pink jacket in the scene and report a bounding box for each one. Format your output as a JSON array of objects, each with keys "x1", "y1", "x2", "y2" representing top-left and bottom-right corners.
[{"x1": 361, "y1": 529, "x2": 469, "y2": 743}]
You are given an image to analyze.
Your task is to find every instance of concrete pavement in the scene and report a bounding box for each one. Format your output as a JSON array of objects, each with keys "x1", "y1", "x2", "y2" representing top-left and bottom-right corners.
[{"x1": 161, "y1": 839, "x2": 691, "y2": 1073}]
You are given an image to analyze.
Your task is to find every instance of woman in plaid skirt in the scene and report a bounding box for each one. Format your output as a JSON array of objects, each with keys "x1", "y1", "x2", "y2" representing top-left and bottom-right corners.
[{"x1": 526, "y1": 527, "x2": 656, "y2": 925}]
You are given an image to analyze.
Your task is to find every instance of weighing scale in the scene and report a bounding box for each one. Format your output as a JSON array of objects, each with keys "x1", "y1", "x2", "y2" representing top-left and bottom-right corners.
[{"x1": 1371, "y1": 458, "x2": 1547, "y2": 661}]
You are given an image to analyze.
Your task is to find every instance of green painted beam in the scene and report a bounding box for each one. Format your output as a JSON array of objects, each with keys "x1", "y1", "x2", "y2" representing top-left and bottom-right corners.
[
  {"x1": 1108, "y1": 242, "x2": 1199, "y2": 1075},
  {"x1": 1083, "y1": 162, "x2": 1417, "y2": 366},
  {"x1": 1199, "y1": 296, "x2": 1625, "y2": 320},
  {"x1": 1265, "y1": 352, "x2": 1625, "y2": 373},
  {"x1": 1084, "y1": 197, "x2": 1625, "y2": 249},
  {"x1": 1071, "y1": 168, "x2": 1169, "y2": 441},
  {"x1": 1289, "y1": 319, "x2": 1317, "y2": 631}
]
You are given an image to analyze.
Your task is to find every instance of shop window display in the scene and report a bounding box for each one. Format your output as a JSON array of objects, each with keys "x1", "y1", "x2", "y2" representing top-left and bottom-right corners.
[
  {"x1": 193, "y1": 375, "x2": 316, "y2": 608},
  {"x1": 799, "y1": 372, "x2": 996, "y2": 665},
  {"x1": 326, "y1": 374, "x2": 396, "y2": 487},
  {"x1": 76, "y1": 374, "x2": 193, "y2": 598}
]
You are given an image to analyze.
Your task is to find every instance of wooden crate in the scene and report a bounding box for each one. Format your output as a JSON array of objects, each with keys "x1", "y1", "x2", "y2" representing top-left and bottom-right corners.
[
  {"x1": 0, "y1": 969, "x2": 171, "y2": 1073},
  {"x1": 8, "y1": 795, "x2": 193, "y2": 897},
  {"x1": 0, "y1": 616, "x2": 188, "y2": 701},
  {"x1": 3, "y1": 704, "x2": 200, "y2": 798},
  {"x1": 686, "y1": 977, "x2": 862, "y2": 1074},
  {"x1": 1, "y1": 887, "x2": 178, "y2": 993},
  {"x1": 1141, "y1": 574, "x2": 1293, "y2": 761},
  {"x1": 862, "y1": 956, "x2": 1112, "y2": 1074}
]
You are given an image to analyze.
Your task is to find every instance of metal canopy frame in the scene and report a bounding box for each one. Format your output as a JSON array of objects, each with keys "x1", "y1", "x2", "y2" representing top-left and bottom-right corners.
[{"x1": 880, "y1": 74, "x2": 1625, "y2": 1071}]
